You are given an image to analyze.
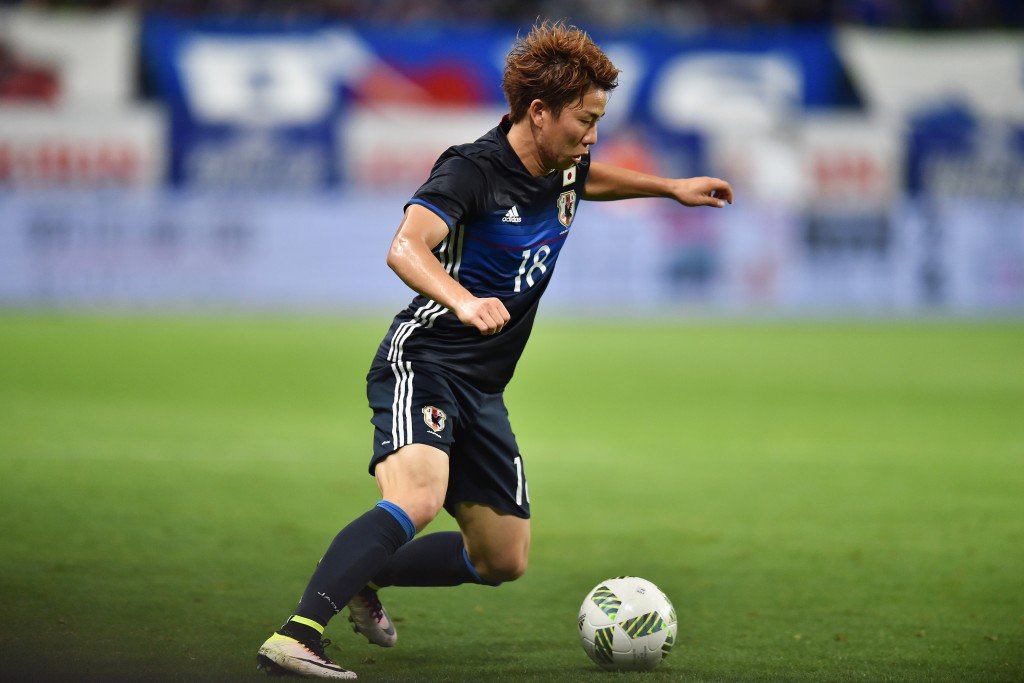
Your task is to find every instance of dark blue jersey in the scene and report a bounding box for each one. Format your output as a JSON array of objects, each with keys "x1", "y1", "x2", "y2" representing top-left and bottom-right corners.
[{"x1": 373, "y1": 117, "x2": 590, "y2": 392}]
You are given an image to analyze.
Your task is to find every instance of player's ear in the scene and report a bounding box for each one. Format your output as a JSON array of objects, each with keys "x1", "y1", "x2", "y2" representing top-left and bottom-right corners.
[{"x1": 528, "y1": 99, "x2": 547, "y2": 127}]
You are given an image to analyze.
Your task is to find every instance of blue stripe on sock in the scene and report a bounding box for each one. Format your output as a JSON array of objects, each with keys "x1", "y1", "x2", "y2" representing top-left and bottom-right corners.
[
  {"x1": 375, "y1": 501, "x2": 416, "y2": 542},
  {"x1": 462, "y1": 546, "x2": 501, "y2": 586}
]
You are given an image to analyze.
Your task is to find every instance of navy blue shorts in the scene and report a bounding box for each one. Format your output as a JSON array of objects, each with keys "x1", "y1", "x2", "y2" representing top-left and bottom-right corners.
[{"x1": 366, "y1": 360, "x2": 530, "y2": 519}]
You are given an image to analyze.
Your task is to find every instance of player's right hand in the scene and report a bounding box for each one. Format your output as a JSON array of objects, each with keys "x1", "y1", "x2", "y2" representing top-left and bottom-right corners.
[{"x1": 455, "y1": 297, "x2": 510, "y2": 336}]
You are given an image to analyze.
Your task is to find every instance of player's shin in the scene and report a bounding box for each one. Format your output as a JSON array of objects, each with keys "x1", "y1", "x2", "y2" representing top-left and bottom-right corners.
[{"x1": 292, "y1": 501, "x2": 416, "y2": 628}]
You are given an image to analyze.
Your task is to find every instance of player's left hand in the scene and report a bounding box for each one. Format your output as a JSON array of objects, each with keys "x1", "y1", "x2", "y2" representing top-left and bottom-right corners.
[{"x1": 670, "y1": 177, "x2": 734, "y2": 208}]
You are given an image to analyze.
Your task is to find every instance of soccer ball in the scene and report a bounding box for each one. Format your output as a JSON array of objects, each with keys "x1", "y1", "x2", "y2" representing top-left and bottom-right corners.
[{"x1": 578, "y1": 576, "x2": 677, "y2": 671}]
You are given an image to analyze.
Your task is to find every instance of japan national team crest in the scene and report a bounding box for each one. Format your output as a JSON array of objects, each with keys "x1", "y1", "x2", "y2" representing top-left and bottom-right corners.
[
  {"x1": 557, "y1": 190, "x2": 576, "y2": 228},
  {"x1": 422, "y1": 406, "x2": 447, "y2": 433}
]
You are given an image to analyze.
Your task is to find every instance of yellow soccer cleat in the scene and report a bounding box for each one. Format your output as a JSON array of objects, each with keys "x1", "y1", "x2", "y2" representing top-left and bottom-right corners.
[{"x1": 257, "y1": 631, "x2": 357, "y2": 679}]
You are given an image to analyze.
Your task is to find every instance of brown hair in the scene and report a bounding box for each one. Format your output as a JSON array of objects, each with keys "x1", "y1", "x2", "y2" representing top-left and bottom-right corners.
[{"x1": 502, "y1": 20, "x2": 620, "y2": 123}]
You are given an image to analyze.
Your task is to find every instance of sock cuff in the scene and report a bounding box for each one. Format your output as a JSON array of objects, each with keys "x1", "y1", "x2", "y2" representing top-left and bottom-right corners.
[
  {"x1": 462, "y1": 546, "x2": 501, "y2": 586},
  {"x1": 288, "y1": 614, "x2": 325, "y2": 634},
  {"x1": 375, "y1": 500, "x2": 416, "y2": 542}
]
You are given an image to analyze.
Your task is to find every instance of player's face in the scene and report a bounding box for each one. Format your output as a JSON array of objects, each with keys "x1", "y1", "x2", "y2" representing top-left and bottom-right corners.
[{"x1": 541, "y1": 86, "x2": 607, "y2": 171}]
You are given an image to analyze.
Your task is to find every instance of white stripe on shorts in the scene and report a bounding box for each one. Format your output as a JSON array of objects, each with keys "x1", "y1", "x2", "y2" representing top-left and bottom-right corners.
[{"x1": 385, "y1": 225, "x2": 464, "y2": 446}]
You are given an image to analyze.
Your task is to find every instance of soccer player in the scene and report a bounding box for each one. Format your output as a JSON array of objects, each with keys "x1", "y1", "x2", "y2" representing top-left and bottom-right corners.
[{"x1": 258, "y1": 21, "x2": 732, "y2": 679}]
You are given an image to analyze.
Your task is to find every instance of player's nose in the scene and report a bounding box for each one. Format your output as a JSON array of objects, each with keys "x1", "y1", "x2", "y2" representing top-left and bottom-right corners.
[{"x1": 582, "y1": 125, "x2": 598, "y2": 146}]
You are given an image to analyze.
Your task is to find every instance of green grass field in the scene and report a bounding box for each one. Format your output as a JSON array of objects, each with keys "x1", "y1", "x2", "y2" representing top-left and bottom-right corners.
[{"x1": 1, "y1": 312, "x2": 1022, "y2": 681}]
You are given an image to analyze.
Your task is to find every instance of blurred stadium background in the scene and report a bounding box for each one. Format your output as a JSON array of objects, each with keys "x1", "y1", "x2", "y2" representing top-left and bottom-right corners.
[
  {"x1": 1, "y1": 0, "x2": 1022, "y2": 314},
  {"x1": 2, "y1": 2, "x2": 1023, "y2": 681}
]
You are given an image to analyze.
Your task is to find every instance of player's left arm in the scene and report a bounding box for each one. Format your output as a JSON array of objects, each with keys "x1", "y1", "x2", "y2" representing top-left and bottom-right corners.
[{"x1": 583, "y1": 161, "x2": 733, "y2": 208}]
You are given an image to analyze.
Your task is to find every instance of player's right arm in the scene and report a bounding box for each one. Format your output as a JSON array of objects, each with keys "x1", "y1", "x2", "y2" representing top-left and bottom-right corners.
[{"x1": 387, "y1": 204, "x2": 510, "y2": 336}]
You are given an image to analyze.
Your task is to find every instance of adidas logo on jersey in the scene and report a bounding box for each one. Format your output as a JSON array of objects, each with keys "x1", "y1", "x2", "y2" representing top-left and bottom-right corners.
[{"x1": 502, "y1": 206, "x2": 522, "y2": 223}]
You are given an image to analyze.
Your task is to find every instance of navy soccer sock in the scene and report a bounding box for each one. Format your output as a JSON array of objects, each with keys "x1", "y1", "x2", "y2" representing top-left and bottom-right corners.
[
  {"x1": 371, "y1": 531, "x2": 498, "y2": 587},
  {"x1": 293, "y1": 501, "x2": 415, "y2": 627}
]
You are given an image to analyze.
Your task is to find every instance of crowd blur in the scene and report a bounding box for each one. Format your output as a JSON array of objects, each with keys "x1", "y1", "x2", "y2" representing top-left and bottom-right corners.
[
  {"x1": 1, "y1": 0, "x2": 1021, "y2": 312},
  {"x1": 0, "y1": 0, "x2": 1022, "y2": 28}
]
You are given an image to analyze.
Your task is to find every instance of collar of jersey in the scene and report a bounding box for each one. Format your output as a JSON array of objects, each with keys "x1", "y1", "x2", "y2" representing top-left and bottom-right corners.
[{"x1": 496, "y1": 116, "x2": 559, "y2": 180}]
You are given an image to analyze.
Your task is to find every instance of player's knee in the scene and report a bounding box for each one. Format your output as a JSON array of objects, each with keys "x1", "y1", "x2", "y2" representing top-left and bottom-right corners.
[
  {"x1": 388, "y1": 490, "x2": 444, "y2": 531},
  {"x1": 475, "y1": 553, "x2": 528, "y2": 583},
  {"x1": 406, "y1": 498, "x2": 445, "y2": 531}
]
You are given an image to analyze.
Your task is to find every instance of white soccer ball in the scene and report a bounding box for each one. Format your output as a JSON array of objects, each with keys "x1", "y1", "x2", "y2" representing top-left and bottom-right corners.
[{"x1": 578, "y1": 576, "x2": 677, "y2": 671}]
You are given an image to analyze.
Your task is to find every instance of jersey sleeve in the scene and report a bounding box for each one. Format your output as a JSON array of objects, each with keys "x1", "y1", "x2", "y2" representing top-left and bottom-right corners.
[{"x1": 405, "y1": 154, "x2": 487, "y2": 229}]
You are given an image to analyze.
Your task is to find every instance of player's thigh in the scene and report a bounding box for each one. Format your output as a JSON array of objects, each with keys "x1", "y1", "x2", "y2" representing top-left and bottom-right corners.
[
  {"x1": 367, "y1": 361, "x2": 458, "y2": 529},
  {"x1": 374, "y1": 443, "x2": 449, "y2": 531},
  {"x1": 454, "y1": 501, "x2": 531, "y2": 581}
]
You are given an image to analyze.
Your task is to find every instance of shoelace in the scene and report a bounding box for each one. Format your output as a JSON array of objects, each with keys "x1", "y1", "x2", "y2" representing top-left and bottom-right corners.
[
  {"x1": 363, "y1": 590, "x2": 385, "y2": 621},
  {"x1": 307, "y1": 637, "x2": 332, "y2": 659}
]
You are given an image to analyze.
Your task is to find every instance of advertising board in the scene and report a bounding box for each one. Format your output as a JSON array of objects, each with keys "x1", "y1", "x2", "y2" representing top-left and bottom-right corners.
[
  {"x1": 4, "y1": 190, "x2": 1018, "y2": 312},
  {"x1": 0, "y1": 9, "x2": 137, "y2": 107},
  {"x1": 0, "y1": 106, "x2": 166, "y2": 188}
]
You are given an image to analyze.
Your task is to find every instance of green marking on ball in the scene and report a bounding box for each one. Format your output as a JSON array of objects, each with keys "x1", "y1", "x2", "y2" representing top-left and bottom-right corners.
[
  {"x1": 594, "y1": 626, "x2": 615, "y2": 664},
  {"x1": 621, "y1": 611, "x2": 667, "y2": 638},
  {"x1": 591, "y1": 585, "x2": 621, "y2": 620},
  {"x1": 661, "y1": 630, "x2": 675, "y2": 658}
]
